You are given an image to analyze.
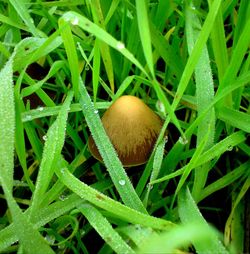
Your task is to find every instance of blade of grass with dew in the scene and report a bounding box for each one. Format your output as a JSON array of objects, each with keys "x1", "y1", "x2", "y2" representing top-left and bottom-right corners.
[
  {"x1": 178, "y1": 187, "x2": 228, "y2": 253},
  {"x1": 172, "y1": 0, "x2": 222, "y2": 111},
  {"x1": 60, "y1": 11, "x2": 147, "y2": 76},
  {"x1": 199, "y1": 160, "x2": 250, "y2": 202},
  {"x1": 9, "y1": 0, "x2": 41, "y2": 37},
  {"x1": 78, "y1": 204, "x2": 135, "y2": 254},
  {"x1": 135, "y1": 0, "x2": 154, "y2": 78},
  {"x1": 55, "y1": 165, "x2": 174, "y2": 230},
  {"x1": 144, "y1": 136, "x2": 166, "y2": 206},
  {"x1": 0, "y1": 49, "x2": 54, "y2": 254},
  {"x1": 91, "y1": 0, "x2": 114, "y2": 92},
  {"x1": 217, "y1": 107, "x2": 250, "y2": 133},
  {"x1": 79, "y1": 78, "x2": 147, "y2": 213},
  {"x1": 29, "y1": 91, "x2": 73, "y2": 219},
  {"x1": 185, "y1": 1, "x2": 215, "y2": 200},
  {"x1": 58, "y1": 19, "x2": 80, "y2": 99}
]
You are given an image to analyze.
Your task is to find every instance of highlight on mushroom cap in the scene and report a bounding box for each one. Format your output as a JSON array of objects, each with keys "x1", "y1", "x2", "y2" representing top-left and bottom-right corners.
[{"x1": 88, "y1": 95, "x2": 163, "y2": 167}]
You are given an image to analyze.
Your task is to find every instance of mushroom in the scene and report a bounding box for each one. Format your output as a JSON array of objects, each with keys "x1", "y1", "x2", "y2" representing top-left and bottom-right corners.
[{"x1": 88, "y1": 95, "x2": 163, "y2": 167}]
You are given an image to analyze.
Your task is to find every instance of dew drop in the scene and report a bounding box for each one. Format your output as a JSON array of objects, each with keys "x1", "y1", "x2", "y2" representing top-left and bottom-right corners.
[
  {"x1": 60, "y1": 167, "x2": 67, "y2": 174},
  {"x1": 71, "y1": 17, "x2": 79, "y2": 25},
  {"x1": 147, "y1": 183, "x2": 153, "y2": 190},
  {"x1": 117, "y1": 41, "x2": 125, "y2": 50},
  {"x1": 85, "y1": 65, "x2": 90, "y2": 71},
  {"x1": 227, "y1": 145, "x2": 233, "y2": 151},
  {"x1": 42, "y1": 135, "x2": 47, "y2": 141},
  {"x1": 37, "y1": 106, "x2": 44, "y2": 111},
  {"x1": 156, "y1": 100, "x2": 166, "y2": 115},
  {"x1": 118, "y1": 179, "x2": 126, "y2": 186},
  {"x1": 94, "y1": 109, "x2": 98, "y2": 114},
  {"x1": 135, "y1": 224, "x2": 141, "y2": 230},
  {"x1": 45, "y1": 234, "x2": 55, "y2": 245},
  {"x1": 59, "y1": 194, "x2": 68, "y2": 201},
  {"x1": 164, "y1": 135, "x2": 168, "y2": 144},
  {"x1": 25, "y1": 115, "x2": 32, "y2": 121},
  {"x1": 178, "y1": 136, "x2": 188, "y2": 145}
]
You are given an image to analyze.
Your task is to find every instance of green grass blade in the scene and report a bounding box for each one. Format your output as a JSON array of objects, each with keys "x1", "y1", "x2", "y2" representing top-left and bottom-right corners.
[
  {"x1": 55, "y1": 165, "x2": 174, "y2": 230},
  {"x1": 135, "y1": 0, "x2": 154, "y2": 77},
  {"x1": 208, "y1": 2, "x2": 228, "y2": 81},
  {"x1": 216, "y1": 16, "x2": 250, "y2": 107},
  {"x1": 58, "y1": 19, "x2": 80, "y2": 99},
  {"x1": 178, "y1": 187, "x2": 228, "y2": 253},
  {"x1": 217, "y1": 107, "x2": 250, "y2": 133},
  {"x1": 199, "y1": 161, "x2": 250, "y2": 202},
  {"x1": 172, "y1": 0, "x2": 222, "y2": 110},
  {"x1": 29, "y1": 91, "x2": 73, "y2": 218},
  {"x1": 9, "y1": 0, "x2": 41, "y2": 37},
  {"x1": 79, "y1": 78, "x2": 147, "y2": 213},
  {"x1": 185, "y1": 1, "x2": 215, "y2": 199},
  {"x1": 0, "y1": 48, "x2": 54, "y2": 254},
  {"x1": 78, "y1": 204, "x2": 135, "y2": 254},
  {"x1": 0, "y1": 55, "x2": 15, "y2": 191},
  {"x1": 91, "y1": 0, "x2": 114, "y2": 92}
]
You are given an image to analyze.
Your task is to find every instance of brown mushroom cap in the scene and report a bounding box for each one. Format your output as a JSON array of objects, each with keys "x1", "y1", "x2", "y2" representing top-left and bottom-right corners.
[{"x1": 88, "y1": 95, "x2": 163, "y2": 167}]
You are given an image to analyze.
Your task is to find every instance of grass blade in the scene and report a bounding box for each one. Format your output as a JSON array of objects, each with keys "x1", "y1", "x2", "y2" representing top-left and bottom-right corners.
[
  {"x1": 79, "y1": 78, "x2": 147, "y2": 213},
  {"x1": 78, "y1": 204, "x2": 135, "y2": 254},
  {"x1": 55, "y1": 165, "x2": 174, "y2": 230},
  {"x1": 30, "y1": 91, "x2": 73, "y2": 218},
  {"x1": 135, "y1": 0, "x2": 154, "y2": 77},
  {"x1": 178, "y1": 187, "x2": 228, "y2": 253}
]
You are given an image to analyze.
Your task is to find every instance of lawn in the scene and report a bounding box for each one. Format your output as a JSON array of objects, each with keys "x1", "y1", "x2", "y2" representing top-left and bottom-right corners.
[{"x1": 0, "y1": 0, "x2": 249, "y2": 253}]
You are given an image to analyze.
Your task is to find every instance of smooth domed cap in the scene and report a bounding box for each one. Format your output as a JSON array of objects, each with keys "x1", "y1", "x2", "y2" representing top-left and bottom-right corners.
[{"x1": 88, "y1": 95, "x2": 163, "y2": 167}]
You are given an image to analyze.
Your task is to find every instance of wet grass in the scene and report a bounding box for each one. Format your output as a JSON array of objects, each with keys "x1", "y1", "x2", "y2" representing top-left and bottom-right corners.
[{"x1": 0, "y1": 0, "x2": 249, "y2": 253}]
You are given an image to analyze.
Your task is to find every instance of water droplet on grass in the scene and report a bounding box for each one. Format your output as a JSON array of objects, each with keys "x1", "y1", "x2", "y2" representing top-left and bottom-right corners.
[
  {"x1": 37, "y1": 106, "x2": 44, "y2": 111},
  {"x1": 156, "y1": 100, "x2": 166, "y2": 116},
  {"x1": 45, "y1": 234, "x2": 55, "y2": 244},
  {"x1": 94, "y1": 109, "x2": 98, "y2": 114},
  {"x1": 227, "y1": 145, "x2": 233, "y2": 151},
  {"x1": 42, "y1": 135, "x2": 47, "y2": 141},
  {"x1": 178, "y1": 136, "x2": 188, "y2": 145},
  {"x1": 117, "y1": 42, "x2": 125, "y2": 50},
  {"x1": 118, "y1": 179, "x2": 126, "y2": 186},
  {"x1": 71, "y1": 17, "x2": 79, "y2": 25},
  {"x1": 25, "y1": 115, "x2": 32, "y2": 121}
]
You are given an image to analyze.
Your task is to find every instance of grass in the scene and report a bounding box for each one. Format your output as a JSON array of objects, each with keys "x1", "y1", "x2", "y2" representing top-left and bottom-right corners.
[{"x1": 0, "y1": 0, "x2": 249, "y2": 253}]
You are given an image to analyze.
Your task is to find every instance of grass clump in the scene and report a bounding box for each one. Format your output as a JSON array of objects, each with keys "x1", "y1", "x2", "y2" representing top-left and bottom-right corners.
[{"x1": 0, "y1": 0, "x2": 249, "y2": 253}]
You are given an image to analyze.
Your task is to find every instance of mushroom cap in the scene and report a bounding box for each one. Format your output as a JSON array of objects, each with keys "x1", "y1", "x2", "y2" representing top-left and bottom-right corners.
[{"x1": 88, "y1": 95, "x2": 163, "y2": 167}]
